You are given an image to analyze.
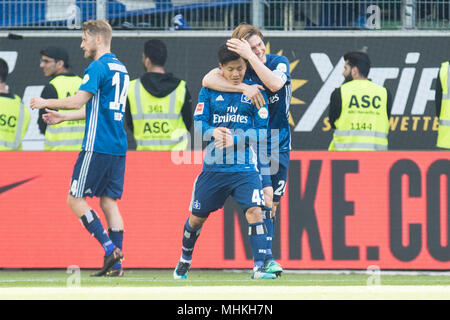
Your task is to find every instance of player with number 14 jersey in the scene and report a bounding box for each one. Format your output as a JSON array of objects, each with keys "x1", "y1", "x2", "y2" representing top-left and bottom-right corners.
[
  {"x1": 30, "y1": 20, "x2": 130, "y2": 277},
  {"x1": 79, "y1": 53, "x2": 129, "y2": 155}
]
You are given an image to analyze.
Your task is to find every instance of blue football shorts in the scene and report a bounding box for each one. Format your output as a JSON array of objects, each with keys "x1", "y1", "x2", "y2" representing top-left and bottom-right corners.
[
  {"x1": 69, "y1": 150, "x2": 126, "y2": 199},
  {"x1": 271, "y1": 150, "x2": 289, "y2": 202},
  {"x1": 258, "y1": 150, "x2": 290, "y2": 203},
  {"x1": 189, "y1": 171, "x2": 265, "y2": 218}
]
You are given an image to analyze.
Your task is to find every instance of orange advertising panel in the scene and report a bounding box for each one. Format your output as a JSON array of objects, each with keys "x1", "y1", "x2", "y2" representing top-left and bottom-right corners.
[{"x1": 0, "y1": 151, "x2": 449, "y2": 269}]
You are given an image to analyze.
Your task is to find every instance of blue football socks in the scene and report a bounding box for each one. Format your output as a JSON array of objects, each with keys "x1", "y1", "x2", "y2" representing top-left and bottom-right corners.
[
  {"x1": 181, "y1": 218, "x2": 202, "y2": 261},
  {"x1": 248, "y1": 221, "x2": 268, "y2": 268},
  {"x1": 108, "y1": 228, "x2": 123, "y2": 270},
  {"x1": 262, "y1": 207, "x2": 274, "y2": 262},
  {"x1": 80, "y1": 210, "x2": 115, "y2": 256}
]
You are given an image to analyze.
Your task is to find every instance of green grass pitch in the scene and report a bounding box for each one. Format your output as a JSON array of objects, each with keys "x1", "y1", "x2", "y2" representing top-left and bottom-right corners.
[{"x1": 0, "y1": 269, "x2": 450, "y2": 299}]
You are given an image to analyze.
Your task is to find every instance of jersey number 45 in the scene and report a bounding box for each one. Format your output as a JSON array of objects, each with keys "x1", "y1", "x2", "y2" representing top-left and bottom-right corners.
[{"x1": 252, "y1": 189, "x2": 265, "y2": 206}]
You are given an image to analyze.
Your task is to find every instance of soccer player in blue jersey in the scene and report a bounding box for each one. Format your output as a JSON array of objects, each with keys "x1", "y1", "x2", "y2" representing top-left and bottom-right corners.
[
  {"x1": 173, "y1": 43, "x2": 276, "y2": 280},
  {"x1": 202, "y1": 24, "x2": 291, "y2": 276},
  {"x1": 30, "y1": 20, "x2": 129, "y2": 277}
]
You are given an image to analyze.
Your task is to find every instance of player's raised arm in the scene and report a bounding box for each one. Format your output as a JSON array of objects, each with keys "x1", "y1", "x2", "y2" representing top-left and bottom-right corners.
[
  {"x1": 227, "y1": 38, "x2": 286, "y2": 93},
  {"x1": 202, "y1": 68, "x2": 266, "y2": 109},
  {"x1": 30, "y1": 90, "x2": 92, "y2": 110},
  {"x1": 202, "y1": 68, "x2": 243, "y2": 92}
]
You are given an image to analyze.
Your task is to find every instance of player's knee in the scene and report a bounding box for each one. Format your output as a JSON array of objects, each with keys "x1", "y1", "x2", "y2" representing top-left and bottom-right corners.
[
  {"x1": 66, "y1": 195, "x2": 89, "y2": 217},
  {"x1": 100, "y1": 196, "x2": 116, "y2": 211},
  {"x1": 66, "y1": 194, "x2": 77, "y2": 208},
  {"x1": 189, "y1": 214, "x2": 207, "y2": 229},
  {"x1": 263, "y1": 187, "x2": 273, "y2": 207},
  {"x1": 245, "y1": 206, "x2": 263, "y2": 223}
]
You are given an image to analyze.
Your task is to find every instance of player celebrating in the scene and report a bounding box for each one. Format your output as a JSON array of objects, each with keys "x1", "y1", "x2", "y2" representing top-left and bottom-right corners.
[
  {"x1": 202, "y1": 23, "x2": 291, "y2": 276},
  {"x1": 173, "y1": 43, "x2": 275, "y2": 280},
  {"x1": 30, "y1": 20, "x2": 129, "y2": 277}
]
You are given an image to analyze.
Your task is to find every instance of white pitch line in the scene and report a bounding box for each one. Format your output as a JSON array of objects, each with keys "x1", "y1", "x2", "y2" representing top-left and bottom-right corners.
[
  {"x1": 1, "y1": 286, "x2": 450, "y2": 300},
  {"x1": 0, "y1": 277, "x2": 448, "y2": 284}
]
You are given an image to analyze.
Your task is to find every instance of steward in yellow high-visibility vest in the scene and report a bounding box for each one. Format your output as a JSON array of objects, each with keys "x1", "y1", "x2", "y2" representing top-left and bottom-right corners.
[
  {"x1": 328, "y1": 51, "x2": 392, "y2": 151},
  {"x1": 435, "y1": 61, "x2": 450, "y2": 149},
  {"x1": 39, "y1": 47, "x2": 85, "y2": 150},
  {"x1": 0, "y1": 58, "x2": 30, "y2": 150},
  {"x1": 125, "y1": 39, "x2": 192, "y2": 151},
  {"x1": 0, "y1": 94, "x2": 30, "y2": 150}
]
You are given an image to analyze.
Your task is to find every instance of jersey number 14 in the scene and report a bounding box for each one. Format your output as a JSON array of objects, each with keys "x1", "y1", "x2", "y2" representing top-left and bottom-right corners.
[{"x1": 109, "y1": 72, "x2": 130, "y2": 112}]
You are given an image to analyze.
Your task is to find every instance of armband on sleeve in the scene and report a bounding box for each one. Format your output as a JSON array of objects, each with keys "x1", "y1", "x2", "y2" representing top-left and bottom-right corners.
[{"x1": 272, "y1": 69, "x2": 287, "y2": 85}]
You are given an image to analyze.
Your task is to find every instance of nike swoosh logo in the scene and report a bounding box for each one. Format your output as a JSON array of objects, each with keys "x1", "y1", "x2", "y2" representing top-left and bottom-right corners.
[{"x1": 0, "y1": 176, "x2": 39, "y2": 195}]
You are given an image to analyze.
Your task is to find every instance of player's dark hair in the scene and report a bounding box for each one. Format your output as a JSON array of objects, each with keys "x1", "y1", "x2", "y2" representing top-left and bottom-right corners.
[
  {"x1": 144, "y1": 39, "x2": 167, "y2": 67},
  {"x1": 344, "y1": 51, "x2": 371, "y2": 78},
  {"x1": 217, "y1": 43, "x2": 242, "y2": 65},
  {"x1": 0, "y1": 58, "x2": 8, "y2": 83}
]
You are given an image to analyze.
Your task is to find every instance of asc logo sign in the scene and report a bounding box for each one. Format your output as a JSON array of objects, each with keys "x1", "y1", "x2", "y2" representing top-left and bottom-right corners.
[{"x1": 294, "y1": 52, "x2": 439, "y2": 134}]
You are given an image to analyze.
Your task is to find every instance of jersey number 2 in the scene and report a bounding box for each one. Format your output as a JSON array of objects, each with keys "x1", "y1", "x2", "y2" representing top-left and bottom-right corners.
[{"x1": 274, "y1": 180, "x2": 286, "y2": 196}]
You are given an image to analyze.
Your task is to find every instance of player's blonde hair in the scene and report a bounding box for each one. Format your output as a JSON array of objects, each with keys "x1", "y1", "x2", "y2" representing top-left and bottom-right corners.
[
  {"x1": 231, "y1": 23, "x2": 264, "y2": 41},
  {"x1": 82, "y1": 20, "x2": 112, "y2": 46}
]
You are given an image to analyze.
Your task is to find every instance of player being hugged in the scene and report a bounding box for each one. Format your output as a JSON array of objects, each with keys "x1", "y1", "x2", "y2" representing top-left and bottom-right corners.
[
  {"x1": 30, "y1": 20, "x2": 129, "y2": 277},
  {"x1": 202, "y1": 23, "x2": 291, "y2": 277},
  {"x1": 173, "y1": 43, "x2": 275, "y2": 280}
]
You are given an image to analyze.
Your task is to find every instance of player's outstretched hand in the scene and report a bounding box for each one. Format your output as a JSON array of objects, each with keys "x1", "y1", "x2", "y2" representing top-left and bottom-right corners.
[
  {"x1": 213, "y1": 127, "x2": 233, "y2": 149},
  {"x1": 242, "y1": 84, "x2": 265, "y2": 109},
  {"x1": 42, "y1": 108, "x2": 64, "y2": 125},
  {"x1": 30, "y1": 97, "x2": 47, "y2": 110}
]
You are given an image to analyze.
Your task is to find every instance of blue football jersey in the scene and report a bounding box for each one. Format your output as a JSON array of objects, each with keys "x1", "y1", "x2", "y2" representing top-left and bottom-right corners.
[
  {"x1": 245, "y1": 54, "x2": 292, "y2": 152},
  {"x1": 79, "y1": 53, "x2": 129, "y2": 155},
  {"x1": 194, "y1": 87, "x2": 269, "y2": 172}
]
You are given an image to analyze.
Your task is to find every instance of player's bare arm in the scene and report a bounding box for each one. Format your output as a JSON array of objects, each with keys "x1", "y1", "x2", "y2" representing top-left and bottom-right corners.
[
  {"x1": 30, "y1": 90, "x2": 92, "y2": 110},
  {"x1": 227, "y1": 39, "x2": 285, "y2": 93},
  {"x1": 43, "y1": 108, "x2": 86, "y2": 125},
  {"x1": 202, "y1": 68, "x2": 239, "y2": 92},
  {"x1": 202, "y1": 68, "x2": 266, "y2": 109}
]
